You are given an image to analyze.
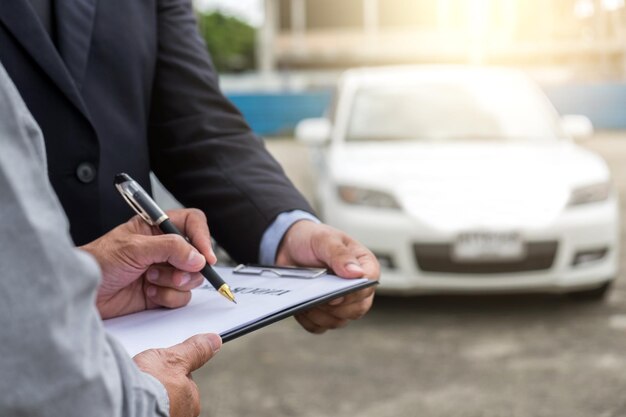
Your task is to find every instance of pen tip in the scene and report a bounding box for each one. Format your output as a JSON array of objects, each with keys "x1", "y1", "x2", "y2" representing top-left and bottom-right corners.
[{"x1": 219, "y1": 285, "x2": 237, "y2": 304}]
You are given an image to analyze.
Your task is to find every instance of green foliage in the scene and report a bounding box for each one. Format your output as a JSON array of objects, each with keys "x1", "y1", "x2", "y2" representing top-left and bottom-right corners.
[{"x1": 196, "y1": 11, "x2": 256, "y2": 73}]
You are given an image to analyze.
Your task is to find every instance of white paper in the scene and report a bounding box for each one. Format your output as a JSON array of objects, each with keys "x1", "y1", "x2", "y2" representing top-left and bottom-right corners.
[{"x1": 104, "y1": 266, "x2": 369, "y2": 356}]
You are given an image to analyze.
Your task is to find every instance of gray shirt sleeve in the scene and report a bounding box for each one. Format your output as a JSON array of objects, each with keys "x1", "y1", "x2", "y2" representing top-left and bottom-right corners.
[{"x1": 0, "y1": 63, "x2": 170, "y2": 416}]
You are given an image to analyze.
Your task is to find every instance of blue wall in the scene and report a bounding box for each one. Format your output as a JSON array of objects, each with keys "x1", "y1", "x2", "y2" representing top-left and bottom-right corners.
[
  {"x1": 227, "y1": 84, "x2": 626, "y2": 136},
  {"x1": 228, "y1": 91, "x2": 332, "y2": 136}
]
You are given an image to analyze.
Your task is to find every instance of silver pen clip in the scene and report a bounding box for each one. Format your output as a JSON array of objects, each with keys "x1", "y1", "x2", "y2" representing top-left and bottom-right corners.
[{"x1": 114, "y1": 173, "x2": 167, "y2": 226}]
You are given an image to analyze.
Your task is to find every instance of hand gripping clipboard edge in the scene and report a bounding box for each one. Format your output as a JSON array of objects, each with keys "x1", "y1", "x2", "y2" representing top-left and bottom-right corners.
[{"x1": 220, "y1": 279, "x2": 378, "y2": 343}]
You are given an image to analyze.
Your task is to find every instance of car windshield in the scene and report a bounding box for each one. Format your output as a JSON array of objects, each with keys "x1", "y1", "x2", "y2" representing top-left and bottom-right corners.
[{"x1": 346, "y1": 74, "x2": 565, "y2": 143}]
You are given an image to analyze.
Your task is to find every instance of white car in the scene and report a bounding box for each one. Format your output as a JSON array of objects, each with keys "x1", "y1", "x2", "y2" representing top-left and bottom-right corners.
[{"x1": 296, "y1": 66, "x2": 619, "y2": 299}]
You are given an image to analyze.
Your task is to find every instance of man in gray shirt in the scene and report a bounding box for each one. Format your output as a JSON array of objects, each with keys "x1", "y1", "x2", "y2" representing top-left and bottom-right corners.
[{"x1": 0, "y1": 61, "x2": 220, "y2": 416}]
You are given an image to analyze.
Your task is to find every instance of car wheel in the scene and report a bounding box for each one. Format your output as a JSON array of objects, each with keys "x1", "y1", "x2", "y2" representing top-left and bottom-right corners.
[{"x1": 567, "y1": 280, "x2": 613, "y2": 301}]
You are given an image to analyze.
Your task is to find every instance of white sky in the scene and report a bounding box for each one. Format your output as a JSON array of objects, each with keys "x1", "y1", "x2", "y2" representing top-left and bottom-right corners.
[{"x1": 194, "y1": 0, "x2": 264, "y2": 26}]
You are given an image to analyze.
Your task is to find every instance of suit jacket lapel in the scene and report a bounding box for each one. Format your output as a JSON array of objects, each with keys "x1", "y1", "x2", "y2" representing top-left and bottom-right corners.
[
  {"x1": 0, "y1": 2, "x2": 92, "y2": 120},
  {"x1": 56, "y1": 0, "x2": 97, "y2": 90}
]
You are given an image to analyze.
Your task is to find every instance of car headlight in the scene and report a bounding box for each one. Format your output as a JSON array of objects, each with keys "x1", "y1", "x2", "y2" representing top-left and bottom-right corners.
[
  {"x1": 337, "y1": 185, "x2": 401, "y2": 209},
  {"x1": 568, "y1": 182, "x2": 611, "y2": 206}
]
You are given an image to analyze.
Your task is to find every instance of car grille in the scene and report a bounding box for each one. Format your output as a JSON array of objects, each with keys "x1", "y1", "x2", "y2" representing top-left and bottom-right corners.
[{"x1": 413, "y1": 241, "x2": 558, "y2": 274}]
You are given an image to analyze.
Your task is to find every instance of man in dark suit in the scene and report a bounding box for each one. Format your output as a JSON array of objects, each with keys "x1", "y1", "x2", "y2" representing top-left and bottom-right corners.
[{"x1": 0, "y1": 0, "x2": 378, "y2": 333}]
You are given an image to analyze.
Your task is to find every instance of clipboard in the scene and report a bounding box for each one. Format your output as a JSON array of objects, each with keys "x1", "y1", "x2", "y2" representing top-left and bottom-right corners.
[
  {"x1": 222, "y1": 275, "x2": 375, "y2": 342},
  {"x1": 104, "y1": 266, "x2": 378, "y2": 356}
]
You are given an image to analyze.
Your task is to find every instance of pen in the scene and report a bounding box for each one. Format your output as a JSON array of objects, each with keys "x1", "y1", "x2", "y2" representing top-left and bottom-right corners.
[{"x1": 114, "y1": 173, "x2": 237, "y2": 304}]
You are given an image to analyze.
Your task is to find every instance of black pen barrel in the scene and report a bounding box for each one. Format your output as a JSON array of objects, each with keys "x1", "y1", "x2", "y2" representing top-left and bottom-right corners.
[
  {"x1": 159, "y1": 218, "x2": 183, "y2": 236},
  {"x1": 200, "y1": 263, "x2": 227, "y2": 288},
  {"x1": 159, "y1": 218, "x2": 225, "y2": 289}
]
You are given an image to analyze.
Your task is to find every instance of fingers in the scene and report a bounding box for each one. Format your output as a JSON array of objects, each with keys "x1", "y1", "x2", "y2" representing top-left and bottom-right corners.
[
  {"x1": 125, "y1": 233, "x2": 206, "y2": 273},
  {"x1": 355, "y1": 249, "x2": 381, "y2": 282},
  {"x1": 145, "y1": 285, "x2": 193, "y2": 309},
  {"x1": 314, "y1": 232, "x2": 365, "y2": 279},
  {"x1": 295, "y1": 307, "x2": 350, "y2": 334},
  {"x1": 310, "y1": 226, "x2": 381, "y2": 282},
  {"x1": 298, "y1": 288, "x2": 374, "y2": 334},
  {"x1": 167, "y1": 209, "x2": 217, "y2": 265},
  {"x1": 143, "y1": 265, "x2": 205, "y2": 309},
  {"x1": 168, "y1": 333, "x2": 222, "y2": 373},
  {"x1": 323, "y1": 286, "x2": 376, "y2": 308},
  {"x1": 294, "y1": 312, "x2": 327, "y2": 334},
  {"x1": 320, "y1": 292, "x2": 375, "y2": 321},
  {"x1": 145, "y1": 266, "x2": 204, "y2": 290}
]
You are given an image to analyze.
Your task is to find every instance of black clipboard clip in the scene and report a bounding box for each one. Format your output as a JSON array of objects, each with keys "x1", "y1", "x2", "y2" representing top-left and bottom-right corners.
[{"x1": 233, "y1": 264, "x2": 327, "y2": 279}]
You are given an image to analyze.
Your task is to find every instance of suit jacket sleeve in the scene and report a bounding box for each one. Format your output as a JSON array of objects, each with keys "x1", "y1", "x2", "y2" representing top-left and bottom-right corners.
[
  {"x1": 0, "y1": 63, "x2": 169, "y2": 417},
  {"x1": 148, "y1": 0, "x2": 314, "y2": 263}
]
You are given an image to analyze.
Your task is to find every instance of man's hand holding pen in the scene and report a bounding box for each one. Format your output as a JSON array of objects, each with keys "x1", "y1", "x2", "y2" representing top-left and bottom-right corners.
[{"x1": 81, "y1": 208, "x2": 216, "y2": 319}]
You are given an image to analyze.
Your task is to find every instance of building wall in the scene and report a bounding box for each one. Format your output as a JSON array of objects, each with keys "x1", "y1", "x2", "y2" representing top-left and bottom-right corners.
[
  {"x1": 270, "y1": 0, "x2": 626, "y2": 76},
  {"x1": 377, "y1": 0, "x2": 438, "y2": 28},
  {"x1": 279, "y1": 0, "x2": 364, "y2": 29}
]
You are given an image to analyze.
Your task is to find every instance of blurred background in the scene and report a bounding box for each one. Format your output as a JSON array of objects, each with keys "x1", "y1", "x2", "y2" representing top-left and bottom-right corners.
[{"x1": 180, "y1": 1, "x2": 626, "y2": 416}]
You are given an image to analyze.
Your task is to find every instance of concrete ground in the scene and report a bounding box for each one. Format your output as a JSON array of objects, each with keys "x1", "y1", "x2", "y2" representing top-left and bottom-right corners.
[{"x1": 194, "y1": 132, "x2": 626, "y2": 417}]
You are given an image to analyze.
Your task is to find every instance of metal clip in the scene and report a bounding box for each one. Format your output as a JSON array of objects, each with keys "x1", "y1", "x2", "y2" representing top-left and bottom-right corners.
[{"x1": 233, "y1": 264, "x2": 327, "y2": 279}]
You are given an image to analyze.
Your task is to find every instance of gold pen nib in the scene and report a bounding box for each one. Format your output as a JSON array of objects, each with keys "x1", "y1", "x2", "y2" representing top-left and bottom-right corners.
[{"x1": 218, "y1": 284, "x2": 237, "y2": 304}]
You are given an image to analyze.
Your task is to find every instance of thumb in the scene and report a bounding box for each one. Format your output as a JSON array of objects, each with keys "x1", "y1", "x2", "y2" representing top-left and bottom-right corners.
[
  {"x1": 316, "y1": 235, "x2": 365, "y2": 279},
  {"x1": 168, "y1": 333, "x2": 222, "y2": 373}
]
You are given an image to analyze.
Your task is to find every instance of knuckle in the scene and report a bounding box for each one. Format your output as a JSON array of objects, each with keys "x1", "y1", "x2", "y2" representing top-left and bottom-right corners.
[
  {"x1": 161, "y1": 236, "x2": 188, "y2": 261},
  {"x1": 168, "y1": 351, "x2": 185, "y2": 369},
  {"x1": 129, "y1": 216, "x2": 153, "y2": 235},
  {"x1": 190, "y1": 339, "x2": 208, "y2": 361},
  {"x1": 351, "y1": 301, "x2": 371, "y2": 320},
  {"x1": 319, "y1": 228, "x2": 334, "y2": 241},
  {"x1": 361, "y1": 288, "x2": 376, "y2": 299},
  {"x1": 313, "y1": 228, "x2": 335, "y2": 246},
  {"x1": 189, "y1": 274, "x2": 205, "y2": 289},
  {"x1": 125, "y1": 235, "x2": 144, "y2": 253},
  {"x1": 189, "y1": 208, "x2": 206, "y2": 221},
  {"x1": 121, "y1": 236, "x2": 148, "y2": 268},
  {"x1": 311, "y1": 311, "x2": 340, "y2": 330},
  {"x1": 143, "y1": 347, "x2": 178, "y2": 369},
  {"x1": 165, "y1": 291, "x2": 190, "y2": 308},
  {"x1": 349, "y1": 311, "x2": 364, "y2": 320},
  {"x1": 157, "y1": 289, "x2": 177, "y2": 307},
  {"x1": 163, "y1": 234, "x2": 186, "y2": 249}
]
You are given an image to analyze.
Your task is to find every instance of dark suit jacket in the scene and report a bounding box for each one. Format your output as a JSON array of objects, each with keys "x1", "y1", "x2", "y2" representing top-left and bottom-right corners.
[{"x1": 0, "y1": 0, "x2": 313, "y2": 262}]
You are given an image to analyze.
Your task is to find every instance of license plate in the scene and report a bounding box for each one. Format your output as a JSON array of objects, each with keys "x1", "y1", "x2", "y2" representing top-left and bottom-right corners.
[{"x1": 453, "y1": 232, "x2": 525, "y2": 262}]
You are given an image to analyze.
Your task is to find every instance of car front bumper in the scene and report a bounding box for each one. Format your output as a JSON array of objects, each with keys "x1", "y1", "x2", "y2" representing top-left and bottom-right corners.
[{"x1": 324, "y1": 196, "x2": 620, "y2": 295}]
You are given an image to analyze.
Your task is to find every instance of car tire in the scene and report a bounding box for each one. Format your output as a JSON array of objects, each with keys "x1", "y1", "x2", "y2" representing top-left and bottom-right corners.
[{"x1": 566, "y1": 280, "x2": 613, "y2": 301}]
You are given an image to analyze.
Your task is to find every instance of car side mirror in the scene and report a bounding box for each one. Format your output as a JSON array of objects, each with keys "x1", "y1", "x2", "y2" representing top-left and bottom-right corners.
[
  {"x1": 295, "y1": 118, "x2": 331, "y2": 146},
  {"x1": 561, "y1": 115, "x2": 594, "y2": 141}
]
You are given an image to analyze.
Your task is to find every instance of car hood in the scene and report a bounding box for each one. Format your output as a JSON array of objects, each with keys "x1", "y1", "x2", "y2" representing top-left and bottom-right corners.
[{"x1": 329, "y1": 141, "x2": 610, "y2": 231}]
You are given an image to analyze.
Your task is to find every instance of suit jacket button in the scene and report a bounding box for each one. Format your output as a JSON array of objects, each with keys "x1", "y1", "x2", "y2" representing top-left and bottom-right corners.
[{"x1": 76, "y1": 162, "x2": 97, "y2": 184}]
